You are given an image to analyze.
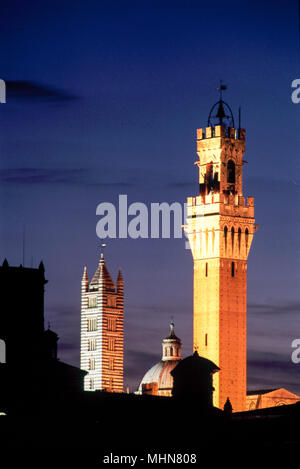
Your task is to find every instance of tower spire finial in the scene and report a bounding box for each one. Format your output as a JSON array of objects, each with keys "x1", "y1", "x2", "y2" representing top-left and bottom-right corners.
[{"x1": 100, "y1": 243, "x2": 106, "y2": 261}]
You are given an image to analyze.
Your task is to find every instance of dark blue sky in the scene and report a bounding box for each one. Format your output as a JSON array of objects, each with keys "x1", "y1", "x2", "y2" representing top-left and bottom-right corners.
[{"x1": 1, "y1": 0, "x2": 300, "y2": 393}]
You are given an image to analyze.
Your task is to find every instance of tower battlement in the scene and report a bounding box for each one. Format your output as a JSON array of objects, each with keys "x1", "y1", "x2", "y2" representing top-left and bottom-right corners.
[
  {"x1": 197, "y1": 125, "x2": 246, "y2": 141},
  {"x1": 187, "y1": 194, "x2": 254, "y2": 215}
]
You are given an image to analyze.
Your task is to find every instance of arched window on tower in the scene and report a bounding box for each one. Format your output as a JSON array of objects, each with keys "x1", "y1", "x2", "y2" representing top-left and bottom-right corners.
[
  {"x1": 224, "y1": 226, "x2": 228, "y2": 253},
  {"x1": 238, "y1": 228, "x2": 242, "y2": 252},
  {"x1": 231, "y1": 261, "x2": 235, "y2": 277},
  {"x1": 245, "y1": 228, "x2": 249, "y2": 251},
  {"x1": 205, "y1": 162, "x2": 214, "y2": 194},
  {"x1": 205, "y1": 262, "x2": 208, "y2": 277},
  {"x1": 227, "y1": 160, "x2": 235, "y2": 184},
  {"x1": 0, "y1": 339, "x2": 5, "y2": 363},
  {"x1": 231, "y1": 227, "x2": 235, "y2": 253}
]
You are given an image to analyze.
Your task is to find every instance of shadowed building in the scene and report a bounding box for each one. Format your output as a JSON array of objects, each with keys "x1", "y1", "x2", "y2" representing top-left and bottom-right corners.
[
  {"x1": 184, "y1": 95, "x2": 256, "y2": 412},
  {"x1": 171, "y1": 351, "x2": 220, "y2": 407},
  {"x1": 137, "y1": 322, "x2": 181, "y2": 396},
  {"x1": 80, "y1": 252, "x2": 124, "y2": 392},
  {"x1": 0, "y1": 259, "x2": 86, "y2": 401},
  {"x1": 0, "y1": 259, "x2": 46, "y2": 365}
]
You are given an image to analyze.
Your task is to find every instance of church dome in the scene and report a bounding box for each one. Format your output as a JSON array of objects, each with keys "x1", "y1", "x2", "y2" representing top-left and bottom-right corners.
[{"x1": 138, "y1": 322, "x2": 181, "y2": 396}]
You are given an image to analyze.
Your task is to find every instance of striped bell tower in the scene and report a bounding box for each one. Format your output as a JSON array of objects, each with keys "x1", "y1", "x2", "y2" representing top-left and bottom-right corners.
[{"x1": 80, "y1": 251, "x2": 124, "y2": 392}]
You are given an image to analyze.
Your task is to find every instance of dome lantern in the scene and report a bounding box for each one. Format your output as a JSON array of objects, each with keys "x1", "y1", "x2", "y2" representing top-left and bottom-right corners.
[{"x1": 162, "y1": 321, "x2": 181, "y2": 361}]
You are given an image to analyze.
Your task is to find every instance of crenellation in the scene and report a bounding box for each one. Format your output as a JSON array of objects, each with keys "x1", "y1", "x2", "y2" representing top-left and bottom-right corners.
[
  {"x1": 205, "y1": 126, "x2": 212, "y2": 138},
  {"x1": 197, "y1": 125, "x2": 246, "y2": 142}
]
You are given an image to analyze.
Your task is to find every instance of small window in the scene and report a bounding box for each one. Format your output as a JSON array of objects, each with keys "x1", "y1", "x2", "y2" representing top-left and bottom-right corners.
[
  {"x1": 108, "y1": 338, "x2": 115, "y2": 351},
  {"x1": 231, "y1": 262, "x2": 235, "y2": 277},
  {"x1": 107, "y1": 317, "x2": 117, "y2": 332},
  {"x1": 109, "y1": 357, "x2": 114, "y2": 370},
  {"x1": 88, "y1": 338, "x2": 97, "y2": 351},
  {"x1": 205, "y1": 334, "x2": 208, "y2": 346},
  {"x1": 231, "y1": 227, "x2": 235, "y2": 252},
  {"x1": 245, "y1": 228, "x2": 249, "y2": 249},
  {"x1": 89, "y1": 378, "x2": 94, "y2": 390},
  {"x1": 205, "y1": 262, "x2": 208, "y2": 277},
  {"x1": 227, "y1": 160, "x2": 235, "y2": 184},
  {"x1": 89, "y1": 358, "x2": 95, "y2": 370},
  {"x1": 224, "y1": 226, "x2": 228, "y2": 251},
  {"x1": 205, "y1": 162, "x2": 214, "y2": 193},
  {"x1": 107, "y1": 296, "x2": 116, "y2": 307},
  {"x1": 87, "y1": 318, "x2": 97, "y2": 332},
  {"x1": 238, "y1": 228, "x2": 241, "y2": 252},
  {"x1": 88, "y1": 297, "x2": 97, "y2": 308}
]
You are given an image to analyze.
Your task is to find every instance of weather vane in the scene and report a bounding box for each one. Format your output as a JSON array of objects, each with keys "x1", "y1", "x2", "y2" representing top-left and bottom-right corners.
[
  {"x1": 217, "y1": 80, "x2": 227, "y2": 100},
  {"x1": 207, "y1": 81, "x2": 234, "y2": 128}
]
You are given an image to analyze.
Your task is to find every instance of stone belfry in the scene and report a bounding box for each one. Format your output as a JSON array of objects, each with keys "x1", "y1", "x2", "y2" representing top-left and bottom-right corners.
[
  {"x1": 184, "y1": 88, "x2": 256, "y2": 412},
  {"x1": 80, "y1": 251, "x2": 124, "y2": 392}
]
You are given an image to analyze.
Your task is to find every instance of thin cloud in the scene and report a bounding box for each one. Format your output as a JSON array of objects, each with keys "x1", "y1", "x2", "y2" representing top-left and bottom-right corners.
[
  {"x1": 124, "y1": 349, "x2": 159, "y2": 387},
  {"x1": 247, "y1": 349, "x2": 300, "y2": 391},
  {"x1": 0, "y1": 167, "x2": 136, "y2": 187},
  {"x1": 58, "y1": 342, "x2": 78, "y2": 352},
  {"x1": 168, "y1": 181, "x2": 195, "y2": 188},
  {"x1": 248, "y1": 301, "x2": 300, "y2": 315},
  {"x1": 0, "y1": 168, "x2": 86, "y2": 184},
  {"x1": 6, "y1": 80, "x2": 78, "y2": 102}
]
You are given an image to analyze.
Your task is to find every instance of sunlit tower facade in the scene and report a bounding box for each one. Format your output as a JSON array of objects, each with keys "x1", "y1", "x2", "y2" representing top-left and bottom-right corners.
[
  {"x1": 80, "y1": 252, "x2": 124, "y2": 392},
  {"x1": 185, "y1": 92, "x2": 256, "y2": 411}
]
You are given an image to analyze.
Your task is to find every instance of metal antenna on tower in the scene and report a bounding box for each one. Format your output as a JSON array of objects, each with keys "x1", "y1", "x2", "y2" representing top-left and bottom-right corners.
[{"x1": 22, "y1": 224, "x2": 26, "y2": 266}]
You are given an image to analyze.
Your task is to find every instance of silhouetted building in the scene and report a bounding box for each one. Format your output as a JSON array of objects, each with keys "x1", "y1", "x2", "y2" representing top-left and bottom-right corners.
[
  {"x1": 224, "y1": 397, "x2": 233, "y2": 415},
  {"x1": 0, "y1": 259, "x2": 46, "y2": 364},
  {"x1": 0, "y1": 259, "x2": 86, "y2": 402},
  {"x1": 137, "y1": 322, "x2": 181, "y2": 396},
  {"x1": 171, "y1": 351, "x2": 220, "y2": 407}
]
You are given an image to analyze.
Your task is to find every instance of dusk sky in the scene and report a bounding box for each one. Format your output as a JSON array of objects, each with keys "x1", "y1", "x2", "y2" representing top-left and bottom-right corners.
[{"x1": 1, "y1": 0, "x2": 300, "y2": 393}]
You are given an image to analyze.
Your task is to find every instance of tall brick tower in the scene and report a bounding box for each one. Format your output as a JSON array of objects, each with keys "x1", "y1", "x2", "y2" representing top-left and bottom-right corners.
[
  {"x1": 184, "y1": 92, "x2": 256, "y2": 411},
  {"x1": 80, "y1": 251, "x2": 124, "y2": 392}
]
